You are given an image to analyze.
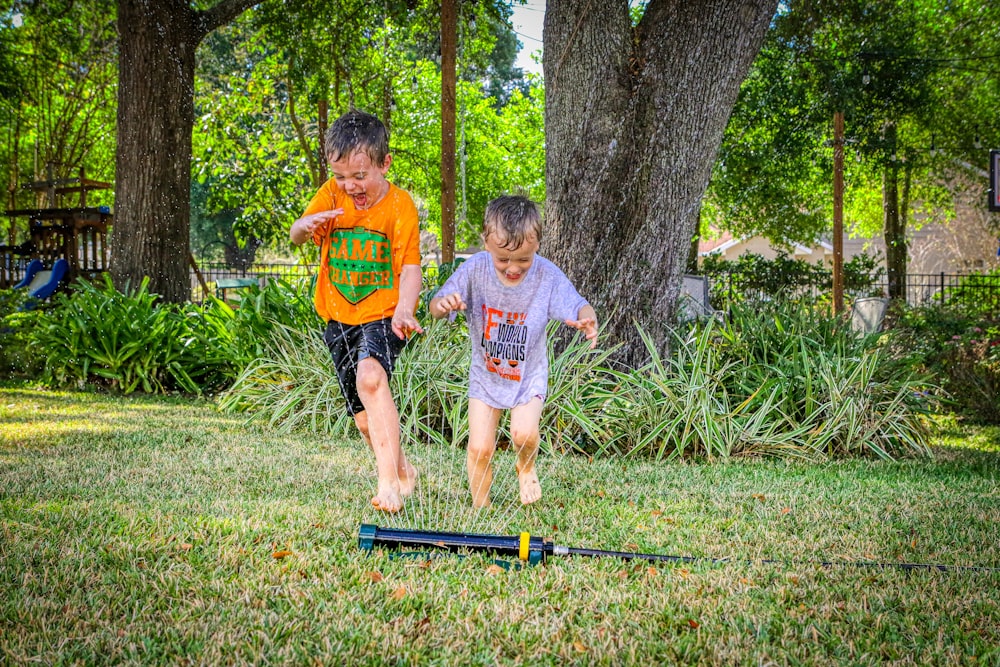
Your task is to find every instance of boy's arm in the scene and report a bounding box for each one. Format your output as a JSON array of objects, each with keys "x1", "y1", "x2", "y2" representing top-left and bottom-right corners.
[
  {"x1": 565, "y1": 304, "x2": 598, "y2": 349},
  {"x1": 391, "y1": 264, "x2": 425, "y2": 339},
  {"x1": 290, "y1": 208, "x2": 343, "y2": 246}
]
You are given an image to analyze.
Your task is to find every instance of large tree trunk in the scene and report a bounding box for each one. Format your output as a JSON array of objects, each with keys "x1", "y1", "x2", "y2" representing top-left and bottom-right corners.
[
  {"x1": 543, "y1": 0, "x2": 776, "y2": 366},
  {"x1": 111, "y1": 0, "x2": 258, "y2": 303}
]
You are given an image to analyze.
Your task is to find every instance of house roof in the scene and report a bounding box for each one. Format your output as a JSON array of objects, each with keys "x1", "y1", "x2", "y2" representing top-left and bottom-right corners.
[{"x1": 698, "y1": 231, "x2": 833, "y2": 257}]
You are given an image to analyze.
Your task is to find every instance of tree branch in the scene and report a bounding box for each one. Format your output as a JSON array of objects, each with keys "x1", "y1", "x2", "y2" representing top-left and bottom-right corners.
[
  {"x1": 195, "y1": 0, "x2": 261, "y2": 40},
  {"x1": 286, "y1": 70, "x2": 321, "y2": 187}
]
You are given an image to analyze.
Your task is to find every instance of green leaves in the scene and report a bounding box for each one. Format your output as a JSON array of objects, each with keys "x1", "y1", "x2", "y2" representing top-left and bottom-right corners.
[
  {"x1": 29, "y1": 275, "x2": 320, "y2": 395},
  {"x1": 707, "y1": 0, "x2": 1000, "y2": 249}
]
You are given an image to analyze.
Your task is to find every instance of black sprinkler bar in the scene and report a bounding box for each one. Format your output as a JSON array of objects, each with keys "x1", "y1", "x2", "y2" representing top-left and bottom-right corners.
[{"x1": 358, "y1": 524, "x2": 998, "y2": 573}]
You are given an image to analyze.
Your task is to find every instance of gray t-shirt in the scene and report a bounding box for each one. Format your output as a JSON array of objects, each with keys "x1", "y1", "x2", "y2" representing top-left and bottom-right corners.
[{"x1": 437, "y1": 251, "x2": 589, "y2": 409}]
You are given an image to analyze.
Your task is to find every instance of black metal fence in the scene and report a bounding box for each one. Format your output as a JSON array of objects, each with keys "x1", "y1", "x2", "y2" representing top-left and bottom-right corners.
[
  {"x1": 6, "y1": 257, "x2": 997, "y2": 314},
  {"x1": 708, "y1": 270, "x2": 1000, "y2": 314},
  {"x1": 191, "y1": 262, "x2": 316, "y2": 301},
  {"x1": 888, "y1": 273, "x2": 1000, "y2": 310},
  {"x1": 190, "y1": 261, "x2": 448, "y2": 302}
]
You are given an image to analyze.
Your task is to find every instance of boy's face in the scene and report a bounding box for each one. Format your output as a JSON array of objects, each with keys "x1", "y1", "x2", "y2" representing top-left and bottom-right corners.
[
  {"x1": 329, "y1": 149, "x2": 391, "y2": 210},
  {"x1": 483, "y1": 231, "x2": 539, "y2": 286}
]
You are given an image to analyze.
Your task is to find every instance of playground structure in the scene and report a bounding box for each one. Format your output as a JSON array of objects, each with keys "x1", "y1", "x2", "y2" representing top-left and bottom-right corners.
[{"x1": 1, "y1": 167, "x2": 112, "y2": 292}]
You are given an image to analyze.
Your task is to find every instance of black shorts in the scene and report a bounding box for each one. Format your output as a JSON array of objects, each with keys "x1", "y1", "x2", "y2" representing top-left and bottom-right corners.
[{"x1": 323, "y1": 318, "x2": 407, "y2": 416}]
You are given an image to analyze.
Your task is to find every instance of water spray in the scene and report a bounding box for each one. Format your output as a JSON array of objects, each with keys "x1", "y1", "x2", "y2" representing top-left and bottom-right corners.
[{"x1": 358, "y1": 524, "x2": 998, "y2": 573}]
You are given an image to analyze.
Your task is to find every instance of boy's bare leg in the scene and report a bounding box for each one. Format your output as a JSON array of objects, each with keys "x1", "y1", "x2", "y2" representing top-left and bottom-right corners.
[
  {"x1": 467, "y1": 398, "x2": 501, "y2": 508},
  {"x1": 354, "y1": 410, "x2": 417, "y2": 497},
  {"x1": 510, "y1": 398, "x2": 544, "y2": 505},
  {"x1": 355, "y1": 358, "x2": 416, "y2": 512}
]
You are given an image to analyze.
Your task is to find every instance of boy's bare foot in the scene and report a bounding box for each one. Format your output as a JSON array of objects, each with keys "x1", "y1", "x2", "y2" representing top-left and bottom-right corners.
[
  {"x1": 399, "y1": 462, "x2": 418, "y2": 497},
  {"x1": 517, "y1": 467, "x2": 542, "y2": 505},
  {"x1": 371, "y1": 484, "x2": 403, "y2": 513}
]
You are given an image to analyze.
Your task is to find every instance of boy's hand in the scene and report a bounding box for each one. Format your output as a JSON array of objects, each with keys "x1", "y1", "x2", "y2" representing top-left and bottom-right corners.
[
  {"x1": 392, "y1": 311, "x2": 424, "y2": 340},
  {"x1": 565, "y1": 317, "x2": 599, "y2": 349},
  {"x1": 290, "y1": 208, "x2": 344, "y2": 245},
  {"x1": 430, "y1": 292, "x2": 466, "y2": 318}
]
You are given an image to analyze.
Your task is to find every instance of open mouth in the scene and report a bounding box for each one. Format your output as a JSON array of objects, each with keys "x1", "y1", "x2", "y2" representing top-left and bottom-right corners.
[{"x1": 352, "y1": 193, "x2": 369, "y2": 209}]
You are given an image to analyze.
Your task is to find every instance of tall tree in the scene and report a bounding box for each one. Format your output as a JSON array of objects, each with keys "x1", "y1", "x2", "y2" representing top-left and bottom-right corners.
[
  {"x1": 110, "y1": 0, "x2": 258, "y2": 302},
  {"x1": 1, "y1": 0, "x2": 117, "y2": 214},
  {"x1": 192, "y1": 0, "x2": 536, "y2": 255},
  {"x1": 543, "y1": 0, "x2": 777, "y2": 364},
  {"x1": 707, "y1": 0, "x2": 1000, "y2": 298}
]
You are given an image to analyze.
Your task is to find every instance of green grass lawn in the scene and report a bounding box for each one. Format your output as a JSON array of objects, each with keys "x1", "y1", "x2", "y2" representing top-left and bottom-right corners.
[{"x1": 2, "y1": 387, "x2": 998, "y2": 666}]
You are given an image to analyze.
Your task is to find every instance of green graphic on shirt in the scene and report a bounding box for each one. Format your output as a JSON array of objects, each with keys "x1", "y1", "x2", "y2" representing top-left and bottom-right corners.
[{"x1": 326, "y1": 227, "x2": 393, "y2": 304}]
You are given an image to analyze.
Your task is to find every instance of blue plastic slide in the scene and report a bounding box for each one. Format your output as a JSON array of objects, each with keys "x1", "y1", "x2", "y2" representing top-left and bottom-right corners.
[{"x1": 14, "y1": 258, "x2": 68, "y2": 306}]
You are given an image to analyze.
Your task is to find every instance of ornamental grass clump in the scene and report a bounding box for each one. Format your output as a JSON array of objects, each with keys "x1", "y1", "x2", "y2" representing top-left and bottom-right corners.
[
  {"x1": 217, "y1": 322, "x2": 354, "y2": 436},
  {"x1": 713, "y1": 302, "x2": 934, "y2": 459},
  {"x1": 221, "y1": 301, "x2": 935, "y2": 463},
  {"x1": 581, "y1": 305, "x2": 934, "y2": 462}
]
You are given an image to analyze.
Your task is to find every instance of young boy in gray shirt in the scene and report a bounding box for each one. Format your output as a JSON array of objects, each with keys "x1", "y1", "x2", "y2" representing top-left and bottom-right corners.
[{"x1": 429, "y1": 195, "x2": 598, "y2": 508}]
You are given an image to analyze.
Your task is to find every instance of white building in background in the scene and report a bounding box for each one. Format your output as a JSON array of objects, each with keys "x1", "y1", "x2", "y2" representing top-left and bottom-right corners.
[
  {"x1": 698, "y1": 231, "x2": 836, "y2": 267},
  {"x1": 701, "y1": 174, "x2": 1000, "y2": 273},
  {"x1": 699, "y1": 192, "x2": 1000, "y2": 275}
]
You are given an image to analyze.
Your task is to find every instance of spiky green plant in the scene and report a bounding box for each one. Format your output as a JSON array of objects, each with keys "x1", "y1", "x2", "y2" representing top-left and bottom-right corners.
[
  {"x1": 216, "y1": 323, "x2": 354, "y2": 436},
  {"x1": 34, "y1": 276, "x2": 212, "y2": 394}
]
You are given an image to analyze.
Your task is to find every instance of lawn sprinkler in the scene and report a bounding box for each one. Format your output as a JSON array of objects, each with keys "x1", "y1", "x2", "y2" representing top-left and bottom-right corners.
[
  {"x1": 358, "y1": 524, "x2": 998, "y2": 573},
  {"x1": 360, "y1": 524, "x2": 730, "y2": 567}
]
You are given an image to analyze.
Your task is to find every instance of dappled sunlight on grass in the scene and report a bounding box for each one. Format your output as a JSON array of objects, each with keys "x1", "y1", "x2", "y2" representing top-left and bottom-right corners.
[
  {"x1": 928, "y1": 416, "x2": 1000, "y2": 453},
  {"x1": 0, "y1": 388, "x2": 248, "y2": 450}
]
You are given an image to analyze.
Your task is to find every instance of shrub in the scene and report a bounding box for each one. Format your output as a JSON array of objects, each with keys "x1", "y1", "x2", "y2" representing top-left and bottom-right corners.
[
  {"x1": 0, "y1": 288, "x2": 46, "y2": 378},
  {"x1": 887, "y1": 304, "x2": 1000, "y2": 424},
  {"x1": 701, "y1": 251, "x2": 883, "y2": 308},
  {"x1": 942, "y1": 268, "x2": 1000, "y2": 317},
  {"x1": 221, "y1": 305, "x2": 934, "y2": 462},
  {"x1": 23, "y1": 275, "x2": 322, "y2": 395},
  {"x1": 207, "y1": 276, "x2": 322, "y2": 370},
  {"x1": 36, "y1": 276, "x2": 196, "y2": 393}
]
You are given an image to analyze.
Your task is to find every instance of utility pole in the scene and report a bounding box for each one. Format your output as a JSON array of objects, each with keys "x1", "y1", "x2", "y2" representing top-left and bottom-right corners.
[
  {"x1": 832, "y1": 111, "x2": 845, "y2": 315},
  {"x1": 440, "y1": 0, "x2": 457, "y2": 264}
]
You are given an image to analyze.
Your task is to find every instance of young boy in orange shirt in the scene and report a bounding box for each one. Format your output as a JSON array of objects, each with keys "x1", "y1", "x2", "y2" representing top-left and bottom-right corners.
[{"x1": 290, "y1": 110, "x2": 422, "y2": 513}]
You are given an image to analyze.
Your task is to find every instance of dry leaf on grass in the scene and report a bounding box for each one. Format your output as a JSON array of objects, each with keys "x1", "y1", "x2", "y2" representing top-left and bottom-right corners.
[
  {"x1": 272, "y1": 550, "x2": 293, "y2": 559},
  {"x1": 366, "y1": 571, "x2": 384, "y2": 583},
  {"x1": 391, "y1": 586, "x2": 406, "y2": 600},
  {"x1": 485, "y1": 564, "x2": 505, "y2": 575}
]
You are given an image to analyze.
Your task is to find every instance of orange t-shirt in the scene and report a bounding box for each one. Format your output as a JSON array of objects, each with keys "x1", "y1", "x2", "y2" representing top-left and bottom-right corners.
[{"x1": 303, "y1": 180, "x2": 421, "y2": 325}]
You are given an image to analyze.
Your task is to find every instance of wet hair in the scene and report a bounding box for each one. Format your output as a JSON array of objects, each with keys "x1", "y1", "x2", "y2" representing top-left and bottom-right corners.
[
  {"x1": 325, "y1": 109, "x2": 389, "y2": 167},
  {"x1": 482, "y1": 195, "x2": 543, "y2": 250}
]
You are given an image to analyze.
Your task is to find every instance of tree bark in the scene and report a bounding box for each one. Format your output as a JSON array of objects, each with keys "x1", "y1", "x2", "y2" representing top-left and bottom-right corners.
[
  {"x1": 111, "y1": 0, "x2": 258, "y2": 302},
  {"x1": 544, "y1": 0, "x2": 777, "y2": 366},
  {"x1": 882, "y1": 121, "x2": 906, "y2": 301}
]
